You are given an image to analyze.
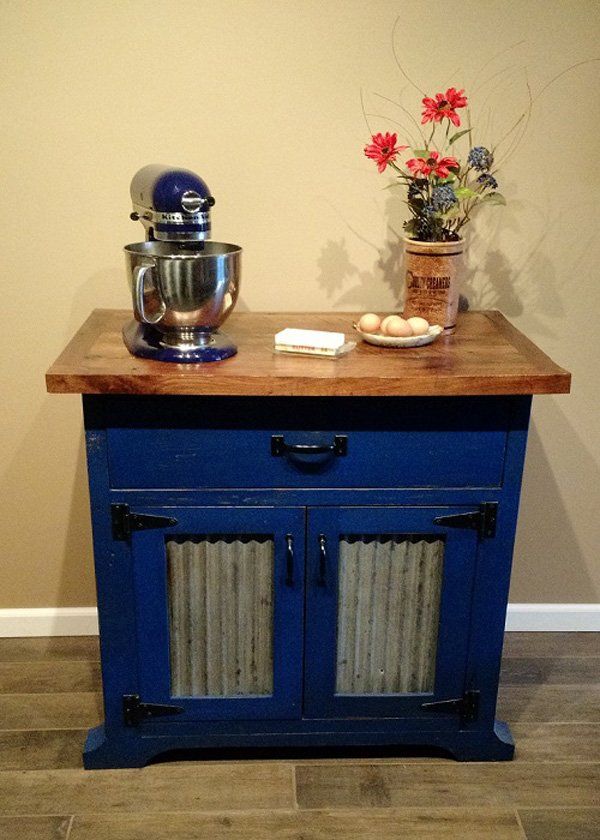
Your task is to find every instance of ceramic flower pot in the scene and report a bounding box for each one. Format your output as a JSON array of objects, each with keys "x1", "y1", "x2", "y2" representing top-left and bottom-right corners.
[{"x1": 403, "y1": 237, "x2": 465, "y2": 334}]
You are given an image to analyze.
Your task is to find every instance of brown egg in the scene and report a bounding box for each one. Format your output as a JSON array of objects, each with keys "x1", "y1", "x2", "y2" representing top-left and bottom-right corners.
[
  {"x1": 358, "y1": 313, "x2": 381, "y2": 333},
  {"x1": 380, "y1": 315, "x2": 396, "y2": 335},
  {"x1": 383, "y1": 316, "x2": 413, "y2": 337},
  {"x1": 406, "y1": 316, "x2": 429, "y2": 336}
]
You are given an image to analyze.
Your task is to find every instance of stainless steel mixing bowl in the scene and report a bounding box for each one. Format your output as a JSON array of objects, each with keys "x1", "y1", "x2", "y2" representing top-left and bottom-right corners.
[{"x1": 124, "y1": 240, "x2": 241, "y2": 347}]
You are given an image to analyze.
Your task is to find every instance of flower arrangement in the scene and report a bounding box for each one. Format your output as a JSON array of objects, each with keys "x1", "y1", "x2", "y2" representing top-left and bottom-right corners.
[{"x1": 364, "y1": 87, "x2": 504, "y2": 242}]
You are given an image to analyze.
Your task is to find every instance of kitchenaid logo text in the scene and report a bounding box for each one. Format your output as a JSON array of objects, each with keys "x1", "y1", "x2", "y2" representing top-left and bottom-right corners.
[{"x1": 406, "y1": 270, "x2": 451, "y2": 290}]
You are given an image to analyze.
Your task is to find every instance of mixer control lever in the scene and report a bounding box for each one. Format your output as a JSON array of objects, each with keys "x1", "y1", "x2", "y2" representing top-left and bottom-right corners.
[{"x1": 181, "y1": 191, "x2": 216, "y2": 214}]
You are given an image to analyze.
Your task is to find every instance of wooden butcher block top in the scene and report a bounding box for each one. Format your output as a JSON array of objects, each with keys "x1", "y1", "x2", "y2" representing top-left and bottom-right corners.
[{"x1": 46, "y1": 310, "x2": 571, "y2": 397}]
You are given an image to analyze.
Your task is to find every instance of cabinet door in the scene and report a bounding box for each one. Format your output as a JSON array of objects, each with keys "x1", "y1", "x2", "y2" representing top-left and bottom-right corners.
[
  {"x1": 304, "y1": 507, "x2": 479, "y2": 721},
  {"x1": 131, "y1": 506, "x2": 305, "y2": 720}
]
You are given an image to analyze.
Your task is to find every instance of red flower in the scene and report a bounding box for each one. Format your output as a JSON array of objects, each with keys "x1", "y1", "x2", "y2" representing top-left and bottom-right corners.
[
  {"x1": 406, "y1": 151, "x2": 459, "y2": 179},
  {"x1": 364, "y1": 132, "x2": 408, "y2": 173},
  {"x1": 421, "y1": 88, "x2": 468, "y2": 127}
]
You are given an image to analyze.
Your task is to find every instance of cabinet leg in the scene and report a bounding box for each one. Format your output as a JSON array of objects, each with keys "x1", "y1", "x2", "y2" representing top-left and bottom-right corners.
[
  {"x1": 83, "y1": 725, "x2": 172, "y2": 769},
  {"x1": 444, "y1": 720, "x2": 515, "y2": 762}
]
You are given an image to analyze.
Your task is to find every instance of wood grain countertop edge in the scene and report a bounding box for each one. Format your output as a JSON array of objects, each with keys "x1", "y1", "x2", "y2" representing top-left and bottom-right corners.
[{"x1": 45, "y1": 309, "x2": 572, "y2": 397}]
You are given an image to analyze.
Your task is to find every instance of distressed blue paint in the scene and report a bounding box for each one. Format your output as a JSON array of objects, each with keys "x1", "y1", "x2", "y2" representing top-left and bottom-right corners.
[
  {"x1": 104, "y1": 395, "x2": 511, "y2": 490},
  {"x1": 107, "y1": 488, "x2": 505, "y2": 507},
  {"x1": 82, "y1": 407, "x2": 140, "y2": 739},
  {"x1": 81, "y1": 393, "x2": 532, "y2": 769},
  {"x1": 464, "y1": 396, "x2": 532, "y2": 728}
]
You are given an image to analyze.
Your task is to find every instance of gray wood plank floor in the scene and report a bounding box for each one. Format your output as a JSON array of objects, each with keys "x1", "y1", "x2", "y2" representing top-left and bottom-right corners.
[{"x1": 0, "y1": 632, "x2": 598, "y2": 838}]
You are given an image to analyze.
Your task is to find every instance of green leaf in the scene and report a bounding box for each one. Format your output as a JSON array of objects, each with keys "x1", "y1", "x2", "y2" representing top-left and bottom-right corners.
[
  {"x1": 448, "y1": 128, "x2": 473, "y2": 145},
  {"x1": 441, "y1": 206, "x2": 462, "y2": 220},
  {"x1": 454, "y1": 186, "x2": 477, "y2": 200},
  {"x1": 480, "y1": 192, "x2": 507, "y2": 206},
  {"x1": 412, "y1": 149, "x2": 428, "y2": 157}
]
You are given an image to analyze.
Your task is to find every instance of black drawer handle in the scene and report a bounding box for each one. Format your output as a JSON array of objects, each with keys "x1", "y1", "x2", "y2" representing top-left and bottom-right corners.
[{"x1": 271, "y1": 435, "x2": 347, "y2": 457}]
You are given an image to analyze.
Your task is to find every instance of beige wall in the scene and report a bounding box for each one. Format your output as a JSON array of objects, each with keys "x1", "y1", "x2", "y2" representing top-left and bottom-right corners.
[{"x1": 1, "y1": 0, "x2": 598, "y2": 608}]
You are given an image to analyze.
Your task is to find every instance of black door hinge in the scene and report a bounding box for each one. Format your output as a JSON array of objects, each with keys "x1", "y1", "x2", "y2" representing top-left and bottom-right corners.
[
  {"x1": 433, "y1": 502, "x2": 497, "y2": 540},
  {"x1": 111, "y1": 503, "x2": 178, "y2": 541},
  {"x1": 123, "y1": 694, "x2": 185, "y2": 727},
  {"x1": 421, "y1": 689, "x2": 480, "y2": 723}
]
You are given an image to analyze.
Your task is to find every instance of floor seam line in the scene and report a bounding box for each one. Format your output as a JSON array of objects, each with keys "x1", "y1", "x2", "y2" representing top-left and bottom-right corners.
[
  {"x1": 291, "y1": 764, "x2": 299, "y2": 809},
  {"x1": 514, "y1": 807, "x2": 528, "y2": 840},
  {"x1": 64, "y1": 814, "x2": 75, "y2": 839}
]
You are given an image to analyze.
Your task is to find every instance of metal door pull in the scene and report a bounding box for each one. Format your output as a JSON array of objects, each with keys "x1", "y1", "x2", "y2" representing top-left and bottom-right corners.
[
  {"x1": 271, "y1": 435, "x2": 347, "y2": 457},
  {"x1": 318, "y1": 534, "x2": 327, "y2": 587},
  {"x1": 285, "y1": 534, "x2": 294, "y2": 587}
]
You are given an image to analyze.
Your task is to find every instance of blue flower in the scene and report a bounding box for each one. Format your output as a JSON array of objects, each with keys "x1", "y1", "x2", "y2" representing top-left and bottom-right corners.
[
  {"x1": 468, "y1": 146, "x2": 493, "y2": 171},
  {"x1": 431, "y1": 184, "x2": 457, "y2": 212},
  {"x1": 415, "y1": 216, "x2": 434, "y2": 238},
  {"x1": 477, "y1": 173, "x2": 498, "y2": 190}
]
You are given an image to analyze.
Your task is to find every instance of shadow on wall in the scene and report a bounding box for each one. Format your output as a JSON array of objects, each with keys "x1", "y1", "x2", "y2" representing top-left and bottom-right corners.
[
  {"x1": 316, "y1": 234, "x2": 405, "y2": 311},
  {"x1": 314, "y1": 187, "x2": 584, "y2": 331},
  {"x1": 511, "y1": 400, "x2": 598, "y2": 602},
  {"x1": 316, "y1": 193, "x2": 405, "y2": 310},
  {"x1": 460, "y1": 216, "x2": 566, "y2": 338}
]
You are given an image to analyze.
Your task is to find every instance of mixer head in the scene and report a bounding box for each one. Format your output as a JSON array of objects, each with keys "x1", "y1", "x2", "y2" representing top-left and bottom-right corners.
[{"x1": 129, "y1": 164, "x2": 215, "y2": 243}]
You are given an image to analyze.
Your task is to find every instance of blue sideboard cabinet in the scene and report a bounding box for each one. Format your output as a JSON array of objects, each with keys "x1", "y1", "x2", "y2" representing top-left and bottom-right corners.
[{"x1": 46, "y1": 310, "x2": 571, "y2": 769}]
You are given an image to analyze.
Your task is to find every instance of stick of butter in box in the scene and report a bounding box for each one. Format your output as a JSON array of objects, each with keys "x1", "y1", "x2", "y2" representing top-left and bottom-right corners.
[{"x1": 274, "y1": 328, "x2": 350, "y2": 357}]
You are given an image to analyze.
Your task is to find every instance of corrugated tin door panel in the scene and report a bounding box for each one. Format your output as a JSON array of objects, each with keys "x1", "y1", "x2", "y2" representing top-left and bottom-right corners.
[
  {"x1": 131, "y1": 506, "x2": 305, "y2": 721},
  {"x1": 304, "y1": 506, "x2": 479, "y2": 722},
  {"x1": 334, "y1": 534, "x2": 444, "y2": 696},
  {"x1": 167, "y1": 535, "x2": 275, "y2": 698}
]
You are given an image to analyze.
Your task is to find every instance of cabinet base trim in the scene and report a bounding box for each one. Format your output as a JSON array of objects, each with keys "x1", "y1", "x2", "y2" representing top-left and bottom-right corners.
[{"x1": 83, "y1": 721, "x2": 514, "y2": 769}]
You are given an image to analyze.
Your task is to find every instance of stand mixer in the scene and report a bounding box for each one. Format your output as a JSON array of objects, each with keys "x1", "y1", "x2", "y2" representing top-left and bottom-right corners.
[{"x1": 122, "y1": 165, "x2": 241, "y2": 362}]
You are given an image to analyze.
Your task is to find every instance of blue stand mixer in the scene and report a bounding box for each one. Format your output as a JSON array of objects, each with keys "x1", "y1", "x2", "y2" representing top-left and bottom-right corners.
[{"x1": 123, "y1": 165, "x2": 241, "y2": 363}]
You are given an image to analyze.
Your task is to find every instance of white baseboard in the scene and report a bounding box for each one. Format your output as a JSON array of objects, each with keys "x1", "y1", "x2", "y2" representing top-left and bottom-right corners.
[
  {"x1": 0, "y1": 608, "x2": 99, "y2": 637},
  {"x1": 0, "y1": 604, "x2": 598, "y2": 637}
]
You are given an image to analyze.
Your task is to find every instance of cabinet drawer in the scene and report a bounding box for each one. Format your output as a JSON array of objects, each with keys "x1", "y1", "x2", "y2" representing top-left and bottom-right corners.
[{"x1": 105, "y1": 397, "x2": 511, "y2": 490}]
